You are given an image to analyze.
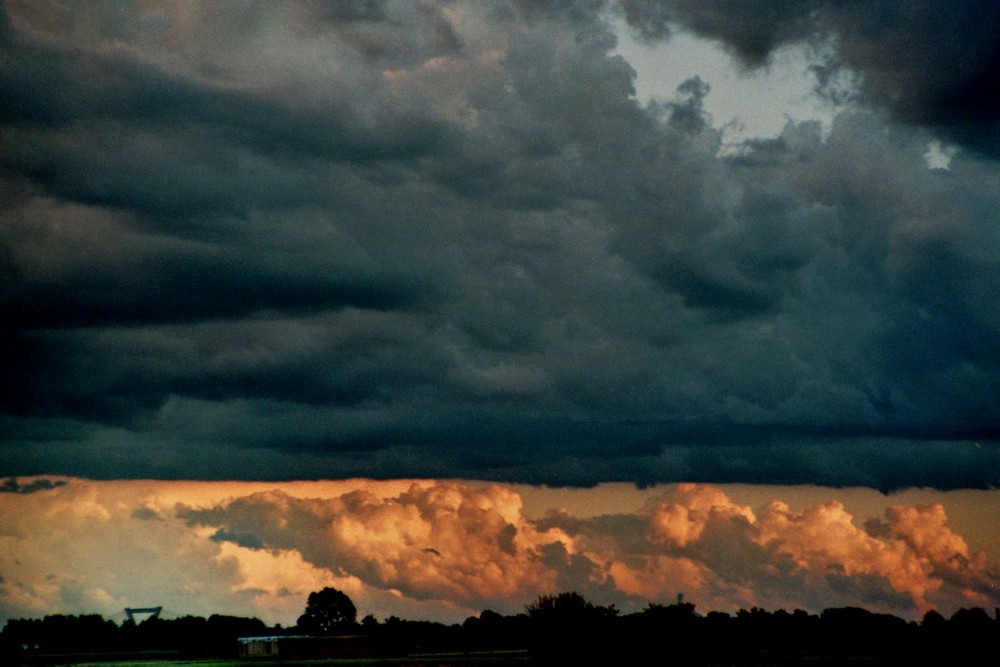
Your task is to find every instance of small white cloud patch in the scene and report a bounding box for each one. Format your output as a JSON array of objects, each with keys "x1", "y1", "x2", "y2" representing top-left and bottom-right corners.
[{"x1": 924, "y1": 140, "x2": 958, "y2": 170}]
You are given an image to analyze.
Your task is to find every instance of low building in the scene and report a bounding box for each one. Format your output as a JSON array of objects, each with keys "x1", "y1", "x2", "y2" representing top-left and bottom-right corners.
[
  {"x1": 237, "y1": 634, "x2": 398, "y2": 659},
  {"x1": 237, "y1": 635, "x2": 283, "y2": 657}
]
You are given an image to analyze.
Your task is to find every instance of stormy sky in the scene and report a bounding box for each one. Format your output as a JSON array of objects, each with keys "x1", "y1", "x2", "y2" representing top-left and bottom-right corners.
[
  {"x1": 4, "y1": 0, "x2": 1000, "y2": 489},
  {"x1": 0, "y1": 1, "x2": 1000, "y2": 489},
  {"x1": 3, "y1": 1, "x2": 1000, "y2": 627}
]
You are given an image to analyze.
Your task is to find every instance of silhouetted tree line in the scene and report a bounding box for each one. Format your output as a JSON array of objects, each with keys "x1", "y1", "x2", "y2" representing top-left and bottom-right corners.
[
  {"x1": 1, "y1": 613, "x2": 272, "y2": 662},
  {"x1": 3, "y1": 588, "x2": 998, "y2": 665}
]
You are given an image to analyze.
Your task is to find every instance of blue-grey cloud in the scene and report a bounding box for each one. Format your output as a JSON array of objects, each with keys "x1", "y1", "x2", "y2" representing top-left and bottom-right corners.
[{"x1": 1, "y1": 1, "x2": 999, "y2": 490}]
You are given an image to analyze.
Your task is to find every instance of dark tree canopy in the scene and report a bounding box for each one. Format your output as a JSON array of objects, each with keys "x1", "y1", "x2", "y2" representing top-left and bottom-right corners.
[
  {"x1": 296, "y1": 587, "x2": 357, "y2": 635},
  {"x1": 525, "y1": 591, "x2": 619, "y2": 620}
]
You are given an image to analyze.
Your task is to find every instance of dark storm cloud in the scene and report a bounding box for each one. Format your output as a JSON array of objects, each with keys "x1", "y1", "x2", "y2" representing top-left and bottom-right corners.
[
  {"x1": 620, "y1": 0, "x2": 815, "y2": 62},
  {"x1": 1, "y1": 248, "x2": 414, "y2": 330},
  {"x1": 0, "y1": 477, "x2": 66, "y2": 493},
  {"x1": 0, "y1": 35, "x2": 450, "y2": 218},
  {"x1": 2, "y1": 1, "x2": 1000, "y2": 489},
  {"x1": 210, "y1": 528, "x2": 265, "y2": 550},
  {"x1": 620, "y1": 0, "x2": 1000, "y2": 155}
]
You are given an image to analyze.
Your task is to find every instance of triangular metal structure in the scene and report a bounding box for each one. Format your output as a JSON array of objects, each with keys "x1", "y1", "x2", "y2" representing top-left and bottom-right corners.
[{"x1": 124, "y1": 606, "x2": 162, "y2": 623}]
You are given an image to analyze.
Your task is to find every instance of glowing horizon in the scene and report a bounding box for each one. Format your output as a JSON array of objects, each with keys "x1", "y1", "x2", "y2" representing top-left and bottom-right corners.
[{"x1": 2, "y1": 477, "x2": 997, "y2": 627}]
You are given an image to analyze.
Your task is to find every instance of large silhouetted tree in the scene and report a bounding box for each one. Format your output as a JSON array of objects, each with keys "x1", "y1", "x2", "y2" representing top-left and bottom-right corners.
[{"x1": 296, "y1": 587, "x2": 357, "y2": 635}]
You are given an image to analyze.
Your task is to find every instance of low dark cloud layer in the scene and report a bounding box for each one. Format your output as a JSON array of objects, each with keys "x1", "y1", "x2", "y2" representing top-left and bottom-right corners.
[
  {"x1": 2, "y1": 1, "x2": 999, "y2": 489},
  {"x1": 0, "y1": 477, "x2": 66, "y2": 494}
]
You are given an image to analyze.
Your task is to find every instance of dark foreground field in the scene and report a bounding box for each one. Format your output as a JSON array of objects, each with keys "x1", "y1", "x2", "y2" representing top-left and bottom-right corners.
[
  {"x1": 5, "y1": 593, "x2": 997, "y2": 667},
  {"x1": 9, "y1": 644, "x2": 987, "y2": 667},
  {"x1": 15, "y1": 652, "x2": 973, "y2": 667}
]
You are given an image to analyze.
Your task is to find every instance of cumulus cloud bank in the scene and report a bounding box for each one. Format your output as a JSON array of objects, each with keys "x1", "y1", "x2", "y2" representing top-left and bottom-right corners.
[
  {"x1": 3, "y1": 479, "x2": 995, "y2": 626},
  {"x1": 2, "y1": 1, "x2": 1000, "y2": 488}
]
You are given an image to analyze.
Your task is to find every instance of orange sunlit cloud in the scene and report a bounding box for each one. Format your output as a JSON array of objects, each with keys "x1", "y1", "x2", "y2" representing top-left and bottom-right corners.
[{"x1": 1, "y1": 477, "x2": 998, "y2": 627}]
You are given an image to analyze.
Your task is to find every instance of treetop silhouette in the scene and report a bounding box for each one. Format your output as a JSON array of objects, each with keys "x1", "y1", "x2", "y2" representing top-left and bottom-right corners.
[{"x1": 296, "y1": 587, "x2": 357, "y2": 635}]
